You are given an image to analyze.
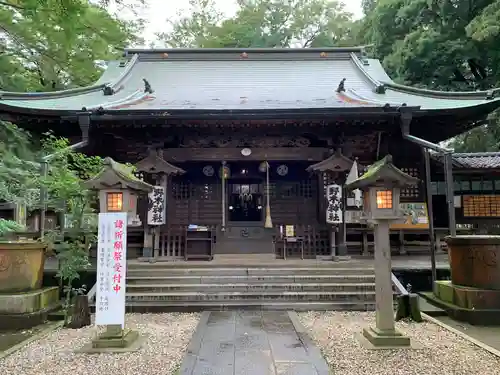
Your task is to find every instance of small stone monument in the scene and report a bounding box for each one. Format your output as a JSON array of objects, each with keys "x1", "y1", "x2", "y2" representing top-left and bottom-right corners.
[{"x1": 345, "y1": 155, "x2": 419, "y2": 349}]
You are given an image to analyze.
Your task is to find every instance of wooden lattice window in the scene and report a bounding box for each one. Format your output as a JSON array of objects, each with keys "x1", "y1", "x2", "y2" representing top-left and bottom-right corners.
[
  {"x1": 299, "y1": 180, "x2": 314, "y2": 198},
  {"x1": 172, "y1": 182, "x2": 192, "y2": 200},
  {"x1": 196, "y1": 183, "x2": 219, "y2": 200},
  {"x1": 106, "y1": 192, "x2": 123, "y2": 212},
  {"x1": 278, "y1": 183, "x2": 298, "y2": 198},
  {"x1": 267, "y1": 183, "x2": 277, "y2": 199},
  {"x1": 400, "y1": 167, "x2": 420, "y2": 199},
  {"x1": 463, "y1": 195, "x2": 500, "y2": 217}
]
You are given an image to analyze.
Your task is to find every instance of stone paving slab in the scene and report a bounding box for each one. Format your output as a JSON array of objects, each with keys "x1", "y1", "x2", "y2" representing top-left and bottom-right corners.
[{"x1": 179, "y1": 310, "x2": 329, "y2": 375}]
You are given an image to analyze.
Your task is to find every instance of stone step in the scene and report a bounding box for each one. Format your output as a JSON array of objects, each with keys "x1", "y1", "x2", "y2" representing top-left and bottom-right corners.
[
  {"x1": 213, "y1": 254, "x2": 276, "y2": 262},
  {"x1": 126, "y1": 274, "x2": 376, "y2": 285},
  {"x1": 127, "y1": 261, "x2": 367, "y2": 269},
  {"x1": 126, "y1": 282, "x2": 375, "y2": 293},
  {"x1": 125, "y1": 291, "x2": 376, "y2": 302},
  {"x1": 126, "y1": 267, "x2": 374, "y2": 277},
  {"x1": 117, "y1": 300, "x2": 378, "y2": 312}
]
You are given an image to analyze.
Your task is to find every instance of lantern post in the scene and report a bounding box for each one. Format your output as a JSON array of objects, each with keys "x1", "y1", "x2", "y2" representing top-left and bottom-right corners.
[{"x1": 346, "y1": 155, "x2": 419, "y2": 349}]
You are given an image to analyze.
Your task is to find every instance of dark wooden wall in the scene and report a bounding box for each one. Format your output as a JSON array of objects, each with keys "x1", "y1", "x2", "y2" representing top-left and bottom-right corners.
[{"x1": 165, "y1": 161, "x2": 320, "y2": 226}]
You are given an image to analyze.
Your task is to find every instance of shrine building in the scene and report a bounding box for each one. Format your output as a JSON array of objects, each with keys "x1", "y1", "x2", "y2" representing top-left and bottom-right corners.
[{"x1": 1, "y1": 47, "x2": 500, "y2": 260}]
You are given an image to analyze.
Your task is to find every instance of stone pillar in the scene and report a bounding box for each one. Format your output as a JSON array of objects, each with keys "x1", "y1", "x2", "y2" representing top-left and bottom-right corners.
[
  {"x1": 363, "y1": 219, "x2": 410, "y2": 348},
  {"x1": 373, "y1": 221, "x2": 395, "y2": 332}
]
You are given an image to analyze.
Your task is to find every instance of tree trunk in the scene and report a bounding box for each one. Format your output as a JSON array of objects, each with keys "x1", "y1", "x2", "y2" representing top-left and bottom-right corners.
[{"x1": 68, "y1": 295, "x2": 91, "y2": 329}]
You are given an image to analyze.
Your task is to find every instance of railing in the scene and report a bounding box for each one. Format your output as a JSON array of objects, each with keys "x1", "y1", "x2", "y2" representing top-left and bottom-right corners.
[
  {"x1": 87, "y1": 282, "x2": 97, "y2": 303},
  {"x1": 391, "y1": 273, "x2": 409, "y2": 296}
]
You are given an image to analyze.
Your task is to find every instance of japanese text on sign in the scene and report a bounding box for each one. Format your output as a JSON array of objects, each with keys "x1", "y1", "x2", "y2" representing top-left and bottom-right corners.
[
  {"x1": 326, "y1": 184, "x2": 343, "y2": 224},
  {"x1": 95, "y1": 212, "x2": 128, "y2": 327},
  {"x1": 147, "y1": 186, "x2": 166, "y2": 225}
]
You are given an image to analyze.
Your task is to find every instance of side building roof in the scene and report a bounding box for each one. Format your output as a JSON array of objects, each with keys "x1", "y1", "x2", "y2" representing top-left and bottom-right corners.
[{"x1": 432, "y1": 152, "x2": 500, "y2": 170}]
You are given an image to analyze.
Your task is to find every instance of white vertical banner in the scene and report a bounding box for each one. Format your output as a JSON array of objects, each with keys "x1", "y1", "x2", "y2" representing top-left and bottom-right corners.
[
  {"x1": 147, "y1": 186, "x2": 166, "y2": 225},
  {"x1": 346, "y1": 160, "x2": 363, "y2": 207},
  {"x1": 326, "y1": 184, "x2": 343, "y2": 224},
  {"x1": 95, "y1": 212, "x2": 128, "y2": 327}
]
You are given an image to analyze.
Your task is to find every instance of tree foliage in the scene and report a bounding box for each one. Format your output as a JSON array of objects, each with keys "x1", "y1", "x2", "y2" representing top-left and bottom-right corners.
[
  {"x1": 158, "y1": 0, "x2": 359, "y2": 48},
  {"x1": 0, "y1": 0, "x2": 144, "y2": 91},
  {"x1": 0, "y1": 121, "x2": 40, "y2": 206},
  {"x1": 359, "y1": 0, "x2": 500, "y2": 151}
]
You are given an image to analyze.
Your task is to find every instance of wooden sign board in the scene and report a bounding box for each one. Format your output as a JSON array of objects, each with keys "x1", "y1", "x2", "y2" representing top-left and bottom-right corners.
[{"x1": 390, "y1": 202, "x2": 429, "y2": 230}]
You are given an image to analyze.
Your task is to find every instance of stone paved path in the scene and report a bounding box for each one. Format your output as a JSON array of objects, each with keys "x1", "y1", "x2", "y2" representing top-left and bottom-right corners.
[{"x1": 179, "y1": 310, "x2": 330, "y2": 375}]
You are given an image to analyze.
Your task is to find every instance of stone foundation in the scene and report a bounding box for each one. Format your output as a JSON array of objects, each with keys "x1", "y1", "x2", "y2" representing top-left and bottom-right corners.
[
  {"x1": 430, "y1": 280, "x2": 500, "y2": 325},
  {"x1": 362, "y1": 327, "x2": 411, "y2": 348},
  {"x1": 0, "y1": 287, "x2": 60, "y2": 330},
  {"x1": 78, "y1": 325, "x2": 142, "y2": 353}
]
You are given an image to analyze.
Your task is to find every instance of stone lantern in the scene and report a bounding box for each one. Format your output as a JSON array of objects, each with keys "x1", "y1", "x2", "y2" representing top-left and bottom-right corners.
[
  {"x1": 346, "y1": 154, "x2": 419, "y2": 349},
  {"x1": 134, "y1": 149, "x2": 185, "y2": 260},
  {"x1": 85, "y1": 157, "x2": 154, "y2": 225}
]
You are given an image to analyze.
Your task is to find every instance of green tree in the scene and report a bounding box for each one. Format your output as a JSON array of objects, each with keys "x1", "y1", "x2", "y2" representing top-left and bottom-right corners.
[
  {"x1": 41, "y1": 134, "x2": 101, "y2": 326},
  {"x1": 0, "y1": 121, "x2": 39, "y2": 206},
  {"x1": 0, "y1": 0, "x2": 144, "y2": 91},
  {"x1": 0, "y1": 120, "x2": 101, "y2": 324},
  {"x1": 359, "y1": 0, "x2": 500, "y2": 151},
  {"x1": 158, "y1": 0, "x2": 359, "y2": 48},
  {"x1": 361, "y1": 0, "x2": 377, "y2": 15}
]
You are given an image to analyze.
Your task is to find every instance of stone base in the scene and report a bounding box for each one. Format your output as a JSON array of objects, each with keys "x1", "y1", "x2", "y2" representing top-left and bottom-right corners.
[
  {"x1": 0, "y1": 287, "x2": 60, "y2": 331},
  {"x1": 424, "y1": 280, "x2": 500, "y2": 325},
  {"x1": 79, "y1": 327, "x2": 142, "y2": 353},
  {"x1": 362, "y1": 327, "x2": 411, "y2": 348},
  {"x1": 213, "y1": 253, "x2": 276, "y2": 262},
  {"x1": 434, "y1": 280, "x2": 500, "y2": 310},
  {"x1": 332, "y1": 255, "x2": 352, "y2": 262}
]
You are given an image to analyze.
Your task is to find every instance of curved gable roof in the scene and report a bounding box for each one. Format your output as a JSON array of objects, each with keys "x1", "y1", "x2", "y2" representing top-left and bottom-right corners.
[{"x1": 0, "y1": 47, "x2": 499, "y2": 115}]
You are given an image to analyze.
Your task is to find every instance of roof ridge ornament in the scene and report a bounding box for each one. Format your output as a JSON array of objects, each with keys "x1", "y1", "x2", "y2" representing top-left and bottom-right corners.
[
  {"x1": 103, "y1": 85, "x2": 115, "y2": 96},
  {"x1": 336, "y1": 78, "x2": 346, "y2": 93},
  {"x1": 486, "y1": 89, "x2": 499, "y2": 100},
  {"x1": 143, "y1": 78, "x2": 154, "y2": 94},
  {"x1": 360, "y1": 50, "x2": 369, "y2": 65},
  {"x1": 374, "y1": 84, "x2": 386, "y2": 94}
]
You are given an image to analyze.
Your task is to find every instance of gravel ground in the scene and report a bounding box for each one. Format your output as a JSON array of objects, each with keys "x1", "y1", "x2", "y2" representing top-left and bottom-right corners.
[
  {"x1": 0, "y1": 313, "x2": 200, "y2": 375},
  {"x1": 299, "y1": 311, "x2": 500, "y2": 375}
]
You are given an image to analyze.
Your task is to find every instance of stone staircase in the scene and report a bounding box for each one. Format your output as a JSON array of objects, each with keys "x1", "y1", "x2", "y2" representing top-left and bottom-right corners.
[{"x1": 124, "y1": 261, "x2": 379, "y2": 312}]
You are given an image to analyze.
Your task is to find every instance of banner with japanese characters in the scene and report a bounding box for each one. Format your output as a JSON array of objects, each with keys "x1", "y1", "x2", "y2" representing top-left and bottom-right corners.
[
  {"x1": 326, "y1": 184, "x2": 343, "y2": 224},
  {"x1": 95, "y1": 212, "x2": 127, "y2": 327},
  {"x1": 147, "y1": 186, "x2": 166, "y2": 225}
]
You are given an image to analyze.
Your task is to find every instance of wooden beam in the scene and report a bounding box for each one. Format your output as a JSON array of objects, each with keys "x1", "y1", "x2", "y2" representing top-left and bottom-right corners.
[{"x1": 162, "y1": 147, "x2": 329, "y2": 162}]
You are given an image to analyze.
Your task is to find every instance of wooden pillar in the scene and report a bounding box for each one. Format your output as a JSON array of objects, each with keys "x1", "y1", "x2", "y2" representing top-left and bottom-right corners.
[
  {"x1": 362, "y1": 231, "x2": 369, "y2": 256},
  {"x1": 221, "y1": 161, "x2": 226, "y2": 232},
  {"x1": 142, "y1": 223, "x2": 153, "y2": 259},
  {"x1": 330, "y1": 228, "x2": 336, "y2": 257},
  {"x1": 337, "y1": 171, "x2": 348, "y2": 257}
]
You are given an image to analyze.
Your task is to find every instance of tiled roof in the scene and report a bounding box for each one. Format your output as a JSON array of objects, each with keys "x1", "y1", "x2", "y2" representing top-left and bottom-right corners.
[
  {"x1": 0, "y1": 47, "x2": 499, "y2": 113},
  {"x1": 452, "y1": 152, "x2": 500, "y2": 169},
  {"x1": 431, "y1": 152, "x2": 500, "y2": 169}
]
